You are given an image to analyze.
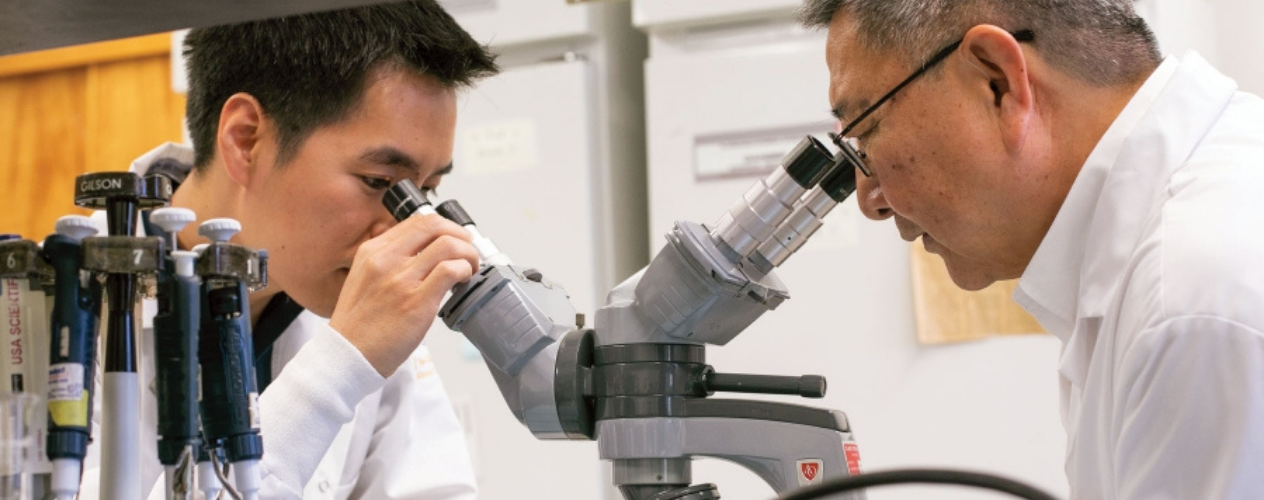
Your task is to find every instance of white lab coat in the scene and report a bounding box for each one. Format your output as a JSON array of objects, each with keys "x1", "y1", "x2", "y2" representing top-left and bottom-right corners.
[
  {"x1": 1014, "y1": 52, "x2": 1264, "y2": 499},
  {"x1": 77, "y1": 143, "x2": 478, "y2": 500}
]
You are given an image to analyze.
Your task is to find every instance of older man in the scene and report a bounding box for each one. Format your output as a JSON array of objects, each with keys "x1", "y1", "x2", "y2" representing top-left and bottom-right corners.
[{"x1": 799, "y1": 1, "x2": 1264, "y2": 498}]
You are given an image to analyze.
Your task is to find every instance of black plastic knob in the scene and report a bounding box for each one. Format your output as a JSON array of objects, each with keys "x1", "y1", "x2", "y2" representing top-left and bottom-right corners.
[
  {"x1": 782, "y1": 136, "x2": 835, "y2": 189},
  {"x1": 435, "y1": 200, "x2": 475, "y2": 227},
  {"x1": 819, "y1": 160, "x2": 858, "y2": 203},
  {"x1": 383, "y1": 179, "x2": 431, "y2": 223},
  {"x1": 74, "y1": 172, "x2": 171, "y2": 210},
  {"x1": 705, "y1": 372, "x2": 827, "y2": 399}
]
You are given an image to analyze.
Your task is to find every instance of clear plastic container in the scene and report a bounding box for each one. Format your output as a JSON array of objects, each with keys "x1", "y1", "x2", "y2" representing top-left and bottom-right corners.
[{"x1": 0, "y1": 393, "x2": 40, "y2": 500}]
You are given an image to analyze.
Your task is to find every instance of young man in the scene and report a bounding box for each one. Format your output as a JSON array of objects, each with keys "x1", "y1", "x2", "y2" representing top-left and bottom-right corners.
[
  {"x1": 799, "y1": 0, "x2": 1264, "y2": 498},
  {"x1": 81, "y1": 2, "x2": 498, "y2": 498}
]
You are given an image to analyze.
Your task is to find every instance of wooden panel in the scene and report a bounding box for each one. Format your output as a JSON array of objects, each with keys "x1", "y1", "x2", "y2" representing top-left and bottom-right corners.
[
  {"x1": 0, "y1": 34, "x2": 171, "y2": 78},
  {"x1": 0, "y1": 68, "x2": 90, "y2": 238},
  {"x1": 911, "y1": 245, "x2": 1045, "y2": 344},
  {"x1": 83, "y1": 56, "x2": 187, "y2": 175},
  {"x1": 0, "y1": 41, "x2": 184, "y2": 240}
]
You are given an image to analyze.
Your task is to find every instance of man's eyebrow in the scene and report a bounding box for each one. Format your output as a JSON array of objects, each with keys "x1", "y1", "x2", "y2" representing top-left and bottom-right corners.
[
  {"x1": 829, "y1": 98, "x2": 870, "y2": 124},
  {"x1": 359, "y1": 146, "x2": 421, "y2": 174},
  {"x1": 433, "y1": 162, "x2": 454, "y2": 177},
  {"x1": 830, "y1": 102, "x2": 848, "y2": 121}
]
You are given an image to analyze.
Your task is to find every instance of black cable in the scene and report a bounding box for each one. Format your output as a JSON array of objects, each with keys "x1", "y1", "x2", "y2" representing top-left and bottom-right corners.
[{"x1": 779, "y1": 469, "x2": 1061, "y2": 500}]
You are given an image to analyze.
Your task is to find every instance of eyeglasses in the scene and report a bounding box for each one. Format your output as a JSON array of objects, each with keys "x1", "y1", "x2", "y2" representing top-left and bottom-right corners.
[{"x1": 829, "y1": 29, "x2": 1035, "y2": 177}]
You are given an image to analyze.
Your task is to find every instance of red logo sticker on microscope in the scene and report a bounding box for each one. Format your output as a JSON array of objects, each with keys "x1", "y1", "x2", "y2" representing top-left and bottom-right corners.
[
  {"x1": 844, "y1": 442, "x2": 863, "y2": 475},
  {"x1": 796, "y1": 459, "x2": 823, "y2": 486}
]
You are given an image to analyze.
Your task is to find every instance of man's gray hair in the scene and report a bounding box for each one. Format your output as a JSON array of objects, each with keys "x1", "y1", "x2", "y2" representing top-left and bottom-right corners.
[{"x1": 797, "y1": 0, "x2": 1161, "y2": 86}]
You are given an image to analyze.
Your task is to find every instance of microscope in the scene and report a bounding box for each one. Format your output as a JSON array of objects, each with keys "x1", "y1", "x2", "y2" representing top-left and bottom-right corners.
[{"x1": 386, "y1": 135, "x2": 862, "y2": 499}]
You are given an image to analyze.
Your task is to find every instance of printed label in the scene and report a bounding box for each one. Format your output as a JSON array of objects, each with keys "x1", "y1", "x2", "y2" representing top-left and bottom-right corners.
[
  {"x1": 48, "y1": 363, "x2": 84, "y2": 401},
  {"x1": 48, "y1": 392, "x2": 89, "y2": 427},
  {"x1": 462, "y1": 119, "x2": 539, "y2": 176},
  {"x1": 5, "y1": 278, "x2": 24, "y2": 372},
  {"x1": 693, "y1": 124, "x2": 833, "y2": 182},
  {"x1": 59, "y1": 326, "x2": 70, "y2": 358},
  {"x1": 844, "y1": 442, "x2": 863, "y2": 475},
  {"x1": 248, "y1": 392, "x2": 261, "y2": 429},
  {"x1": 796, "y1": 459, "x2": 824, "y2": 486},
  {"x1": 79, "y1": 177, "x2": 123, "y2": 193}
]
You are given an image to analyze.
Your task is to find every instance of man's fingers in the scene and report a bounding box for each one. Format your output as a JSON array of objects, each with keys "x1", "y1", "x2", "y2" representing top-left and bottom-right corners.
[
  {"x1": 413, "y1": 259, "x2": 477, "y2": 304},
  {"x1": 383, "y1": 214, "x2": 473, "y2": 253},
  {"x1": 401, "y1": 234, "x2": 480, "y2": 285},
  {"x1": 353, "y1": 214, "x2": 472, "y2": 271}
]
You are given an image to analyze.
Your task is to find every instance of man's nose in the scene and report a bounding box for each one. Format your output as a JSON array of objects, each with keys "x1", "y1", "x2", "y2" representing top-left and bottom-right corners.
[{"x1": 856, "y1": 175, "x2": 894, "y2": 221}]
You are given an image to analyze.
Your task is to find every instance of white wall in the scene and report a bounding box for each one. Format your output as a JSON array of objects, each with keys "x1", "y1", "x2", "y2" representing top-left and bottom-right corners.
[
  {"x1": 1137, "y1": 0, "x2": 1264, "y2": 94},
  {"x1": 1213, "y1": 0, "x2": 1264, "y2": 94}
]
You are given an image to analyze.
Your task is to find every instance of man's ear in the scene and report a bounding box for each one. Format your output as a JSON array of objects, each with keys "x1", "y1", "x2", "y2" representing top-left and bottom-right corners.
[
  {"x1": 957, "y1": 25, "x2": 1035, "y2": 152},
  {"x1": 216, "y1": 93, "x2": 268, "y2": 188}
]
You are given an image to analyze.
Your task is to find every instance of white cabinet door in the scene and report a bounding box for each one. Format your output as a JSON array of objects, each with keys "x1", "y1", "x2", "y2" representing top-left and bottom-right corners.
[
  {"x1": 442, "y1": 0, "x2": 592, "y2": 47},
  {"x1": 633, "y1": 0, "x2": 800, "y2": 29},
  {"x1": 445, "y1": 59, "x2": 598, "y2": 311},
  {"x1": 646, "y1": 42, "x2": 1067, "y2": 500},
  {"x1": 425, "y1": 59, "x2": 604, "y2": 500}
]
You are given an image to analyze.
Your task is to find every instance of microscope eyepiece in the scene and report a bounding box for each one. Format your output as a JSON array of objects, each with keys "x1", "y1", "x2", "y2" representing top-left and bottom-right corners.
[
  {"x1": 436, "y1": 200, "x2": 475, "y2": 227},
  {"x1": 435, "y1": 199, "x2": 511, "y2": 266},
  {"x1": 383, "y1": 179, "x2": 432, "y2": 222},
  {"x1": 782, "y1": 136, "x2": 835, "y2": 188},
  {"x1": 819, "y1": 160, "x2": 858, "y2": 203}
]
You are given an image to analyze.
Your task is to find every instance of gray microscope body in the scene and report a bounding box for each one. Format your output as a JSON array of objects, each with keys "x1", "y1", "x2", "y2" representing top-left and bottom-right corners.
[{"x1": 391, "y1": 135, "x2": 863, "y2": 500}]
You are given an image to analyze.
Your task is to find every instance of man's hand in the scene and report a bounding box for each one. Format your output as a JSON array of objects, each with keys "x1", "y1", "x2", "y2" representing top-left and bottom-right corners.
[{"x1": 329, "y1": 214, "x2": 479, "y2": 377}]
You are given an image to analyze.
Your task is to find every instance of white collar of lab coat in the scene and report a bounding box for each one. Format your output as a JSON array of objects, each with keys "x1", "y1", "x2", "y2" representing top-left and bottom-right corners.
[
  {"x1": 1014, "y1": 52, "x2": 1236, "y2": 343},
  {"x1": 128, "y1": 141, "x2": 194, "y2": 176}
]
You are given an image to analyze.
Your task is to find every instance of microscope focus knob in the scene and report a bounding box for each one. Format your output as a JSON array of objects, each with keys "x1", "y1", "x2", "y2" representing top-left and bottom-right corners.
[
  {"x1": 704, "y1": 371, "x2": 827, "y2": 399},
  {"x1": 198, "y1": 218, "x2": 242, "y2": 243},
  {"x1": 150, "y1": 208, "x2": 197, "y2": 235},
  {"x1": 55, "y1": 215, "x2": 100, "y2": 241}
]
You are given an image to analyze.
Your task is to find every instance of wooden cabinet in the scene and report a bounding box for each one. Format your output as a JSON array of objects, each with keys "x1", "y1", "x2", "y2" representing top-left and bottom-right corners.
[
  {"x1": 0, "y1": 34, "x2": 185, "y2": 239},
  {"x1": 911, "y1": 246, "x2": 1046, "y2": 343}
]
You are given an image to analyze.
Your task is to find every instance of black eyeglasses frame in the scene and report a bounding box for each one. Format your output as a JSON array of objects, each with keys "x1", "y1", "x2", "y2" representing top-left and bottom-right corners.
[{"x1": 828, "y1": 29, "x2": 1036, "y2": 177}]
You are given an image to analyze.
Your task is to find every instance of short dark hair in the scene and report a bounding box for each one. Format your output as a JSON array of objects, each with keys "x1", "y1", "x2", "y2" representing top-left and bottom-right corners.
[
  {"x1": 183, "y1": 1, "x2": 499, "y2": 170},
  {"x1": 796, "y1": 0, "x2": 1161, "y2": 87}
]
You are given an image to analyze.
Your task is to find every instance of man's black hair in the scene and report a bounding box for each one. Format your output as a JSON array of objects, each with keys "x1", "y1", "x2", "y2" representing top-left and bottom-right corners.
[{"x1": 183, "y1": 1, "x2": 499, "y2": 170}]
